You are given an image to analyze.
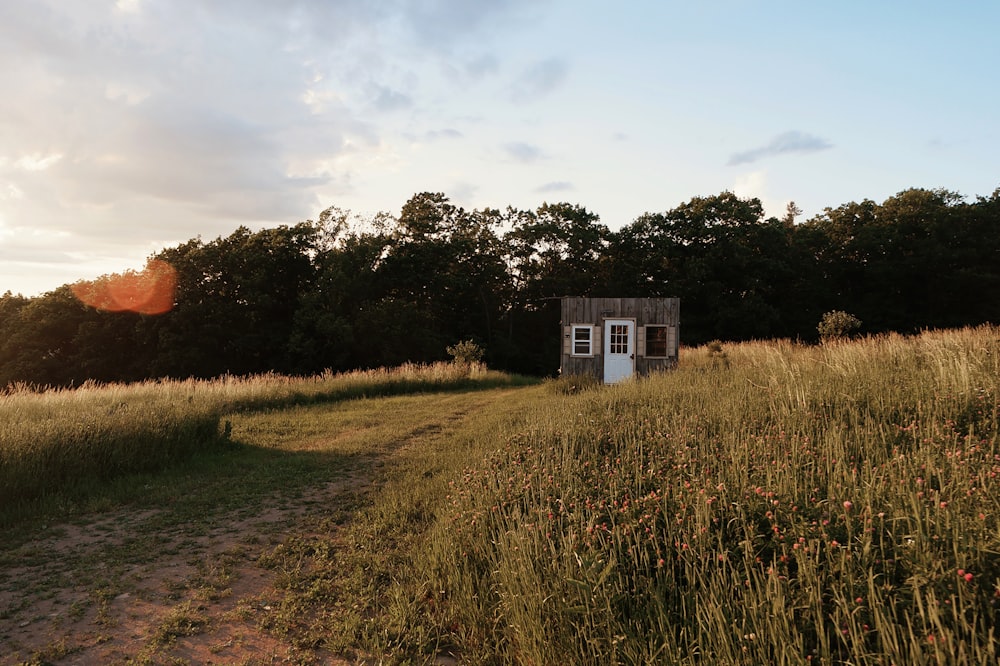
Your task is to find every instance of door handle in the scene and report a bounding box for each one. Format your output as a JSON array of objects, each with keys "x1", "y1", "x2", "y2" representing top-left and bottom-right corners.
[{"x1": 630, "y1": 354, "x2": 634, "y2": 359}]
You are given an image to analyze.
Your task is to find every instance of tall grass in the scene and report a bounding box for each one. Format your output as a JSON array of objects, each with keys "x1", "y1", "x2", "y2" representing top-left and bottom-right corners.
[
  {"x1": 6, "y1": 328, "x2": 999, "y2": 663},
  {"x1": 386, "y1": 327, "x2": 1000, "y2": 664},
  {"x1": 0, "y1": 362, "x2": 526, "y2": 518}
]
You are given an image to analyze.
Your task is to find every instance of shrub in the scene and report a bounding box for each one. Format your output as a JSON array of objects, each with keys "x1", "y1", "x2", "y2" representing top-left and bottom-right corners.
[
  {"x1": 446, "y1": 339, "x2": 485, "y2": 366},
  {"x1": 706, "y1": 339, "x2": 729, "y2": 367},
  {"x1": 817, "y1": 310, "x2": 862, "y2": 341}
]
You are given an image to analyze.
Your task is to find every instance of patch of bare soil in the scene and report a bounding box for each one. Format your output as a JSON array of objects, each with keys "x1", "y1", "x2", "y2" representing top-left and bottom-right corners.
[{"x1": 0, "y1": 473, "x2": 371, "y2": 665}]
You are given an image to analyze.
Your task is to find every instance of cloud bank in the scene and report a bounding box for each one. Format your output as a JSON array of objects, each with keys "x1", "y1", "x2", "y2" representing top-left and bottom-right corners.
[{"x1": 0, "y1": 0, "x2": 544, "y2": 294}]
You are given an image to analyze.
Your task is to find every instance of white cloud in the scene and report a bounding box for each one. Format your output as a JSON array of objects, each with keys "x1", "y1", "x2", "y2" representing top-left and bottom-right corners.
[
  {"x1": 0, "y1": 2, "x2": 387, "y2": 236},
  {"x1": 15, "y1": 153, "x2": 63, "y2": 172},
  {"x1": 0, "y1": 0, "x2": 542, "y2": 277},
  {"x1": 732, "y1": 171, "x2": 784, "y2": 220},
  {"x1": 0, "y1": 183, "x2": 23, "y2": 201}
]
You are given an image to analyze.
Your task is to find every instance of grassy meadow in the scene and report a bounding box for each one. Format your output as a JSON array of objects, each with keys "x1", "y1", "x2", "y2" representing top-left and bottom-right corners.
[
  {"x1": 2, "y1": 327, "x2": 999, "y2": 664},
  {"x1": 0, "y1": 362, "x2": 525, "y2": 524},
  {"x1": 311, "y1": 326, "x2": 999, "y2": 664}
]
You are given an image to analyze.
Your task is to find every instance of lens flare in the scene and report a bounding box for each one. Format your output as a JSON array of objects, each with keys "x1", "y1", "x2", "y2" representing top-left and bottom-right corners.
[{"x1": 72, "y1": 259, "x2": 177, "y2": 315}]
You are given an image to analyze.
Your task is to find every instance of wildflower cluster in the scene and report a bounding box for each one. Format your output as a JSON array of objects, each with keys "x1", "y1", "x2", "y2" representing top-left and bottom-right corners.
[{"x1": 423, "y1": 329, "x2": 1000, "y2": 664}]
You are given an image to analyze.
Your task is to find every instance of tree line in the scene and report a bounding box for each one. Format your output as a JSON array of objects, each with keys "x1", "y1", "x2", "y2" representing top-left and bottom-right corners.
[{"x1": 1, "y1": 186, "x2": 998, "y2": 387}]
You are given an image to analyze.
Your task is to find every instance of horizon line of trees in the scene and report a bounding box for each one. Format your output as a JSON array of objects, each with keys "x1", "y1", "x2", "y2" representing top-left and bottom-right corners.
[{"x1": 2, "y1": 185, "x2": 999, "y2": 387}]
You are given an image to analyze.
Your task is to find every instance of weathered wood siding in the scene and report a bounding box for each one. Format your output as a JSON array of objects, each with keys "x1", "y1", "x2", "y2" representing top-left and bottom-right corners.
[{"x1": 560, "y1": 297, "x2": 680, "y2": 381}]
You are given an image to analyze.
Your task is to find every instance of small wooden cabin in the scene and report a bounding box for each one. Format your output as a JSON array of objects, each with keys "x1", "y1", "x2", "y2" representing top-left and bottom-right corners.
[{"x1": 560, "y1": 297, "x2": 680, "y2": 384}]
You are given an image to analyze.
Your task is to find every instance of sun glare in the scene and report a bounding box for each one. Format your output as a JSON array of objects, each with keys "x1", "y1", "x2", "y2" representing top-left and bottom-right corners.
[
  {"x1": 71, "y1": 259, "x2": 177, "y2": 315},
  {"x1": 115, "y1": 0, "x2": 141, "y2": 14}
]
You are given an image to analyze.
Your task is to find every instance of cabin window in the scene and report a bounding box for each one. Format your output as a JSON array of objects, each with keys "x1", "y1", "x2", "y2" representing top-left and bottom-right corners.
[
  {"x1": 645, "y1": 325, "x2": 672, "y2": 358},
  {"x1": 571, "y1": 325, "x2": 593, "y2": 356}
]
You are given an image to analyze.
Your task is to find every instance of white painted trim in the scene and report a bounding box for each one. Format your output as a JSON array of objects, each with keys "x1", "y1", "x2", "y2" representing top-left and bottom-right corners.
[
  {"x1": 603, "y1": 319, "x2": 635, "y2": 384},
  {"x1": 570, "y1": 324, "x2": 595, "y2": 357}
]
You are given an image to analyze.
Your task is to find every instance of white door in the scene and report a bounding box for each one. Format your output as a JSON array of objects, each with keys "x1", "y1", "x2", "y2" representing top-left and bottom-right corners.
[{"x1": 603, "y1": 319, "x2": 635, "y2": 384}]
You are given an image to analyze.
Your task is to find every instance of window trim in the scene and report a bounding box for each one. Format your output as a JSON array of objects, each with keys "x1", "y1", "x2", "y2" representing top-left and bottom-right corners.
[
  {"x1": 644, "y1": 324, "x2": 673, "y2": 358},
  {"x1": 571, "y1": 324, "x2": 594, "y2": 357}
]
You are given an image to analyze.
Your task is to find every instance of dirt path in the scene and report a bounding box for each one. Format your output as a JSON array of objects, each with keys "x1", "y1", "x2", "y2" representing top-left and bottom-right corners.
[
  {"x1": 1, "y1": 469, "x2": 372, "y2": 665},
  {"x1": 0, "y1": 386, "x2": 528, "y2": 665}
]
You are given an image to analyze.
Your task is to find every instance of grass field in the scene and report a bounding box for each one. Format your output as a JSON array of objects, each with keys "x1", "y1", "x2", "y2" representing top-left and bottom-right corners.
[
  {"x1": 2, "y1": 327, "x2": 999, "y2": 664},
  {"x1": 0, "y1": 361, "x2": 527, "y2": 525},
  {"x1": 291, "y1": 327, "x2": 1000, "y2": 665}
]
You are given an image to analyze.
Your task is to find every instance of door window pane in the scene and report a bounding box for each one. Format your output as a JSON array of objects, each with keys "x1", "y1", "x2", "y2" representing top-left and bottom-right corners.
[{"x1": 610, "y1": 324, "x2": 628, "y2": 354}]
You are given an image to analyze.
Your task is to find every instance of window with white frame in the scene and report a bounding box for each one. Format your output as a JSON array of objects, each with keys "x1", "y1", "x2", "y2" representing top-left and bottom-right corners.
[{"x1": 571, "y1": 325, "x2": 593, "y2": 356}]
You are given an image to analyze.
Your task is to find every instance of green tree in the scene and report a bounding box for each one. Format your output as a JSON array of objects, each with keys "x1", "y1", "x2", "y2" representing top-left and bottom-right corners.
[
  {"x1": 0, "y1": 291, "x2": 31, "y2": 386},
  {"x1": 286, "y1": 209, "x2": 394, "y2": 373},
  {"x1": 781, "y1": 201, "x2": 803, "y2": 229},
  {"x1": 802, "y1": 188, "x2": 982, "y2": 334},
  {"x1": 502, "y1": 201, "x2": 611, "y2": 373},
  {"x1": 611, "y1": 191, "x2": 800, "y2": 343},
  {"x1": 373, "y1": 193, "x2": 511, "y2": 366},
  {"x1": 150, "y1": 223, "x2": 319, "y2": 377},
  {"x1": 504, "y1": 202, "x2": 611, "y2": 299},
  {"x1": 0, "y1": 287, "x2": 93, "y2": 387}
]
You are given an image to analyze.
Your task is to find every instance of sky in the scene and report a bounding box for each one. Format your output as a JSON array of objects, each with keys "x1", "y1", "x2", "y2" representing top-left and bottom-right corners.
[{"x1": 1, "y1": 0, "x2": 998, "y2": 298}]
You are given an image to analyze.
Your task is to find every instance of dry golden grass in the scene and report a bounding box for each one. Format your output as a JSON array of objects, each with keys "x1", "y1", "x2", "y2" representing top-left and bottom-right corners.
[{"x1": 0, "y1": 362, "x2": 525, "y2": 523}]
